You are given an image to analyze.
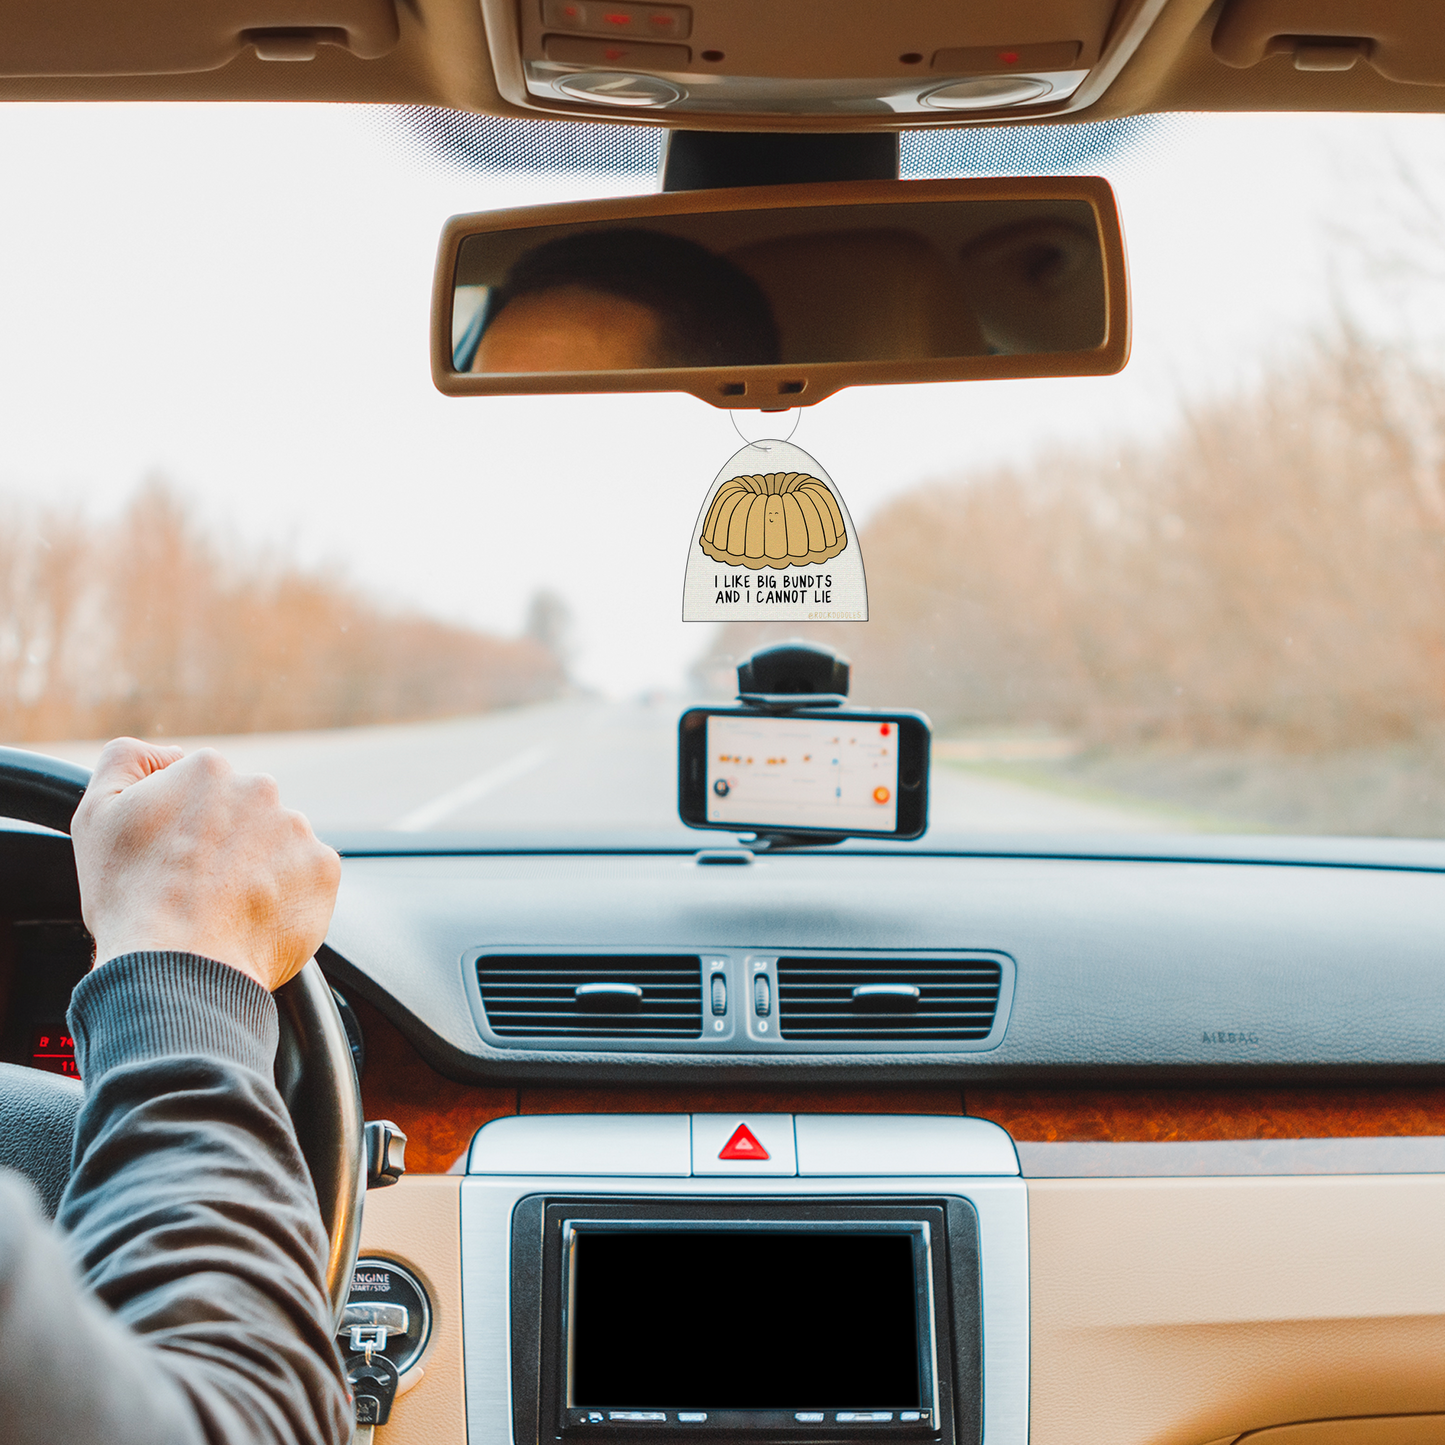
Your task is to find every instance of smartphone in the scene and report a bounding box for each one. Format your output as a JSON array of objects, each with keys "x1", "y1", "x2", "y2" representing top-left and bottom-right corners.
[{"x1": 678, "y1": 707, "x2": 930, "y2": 840}]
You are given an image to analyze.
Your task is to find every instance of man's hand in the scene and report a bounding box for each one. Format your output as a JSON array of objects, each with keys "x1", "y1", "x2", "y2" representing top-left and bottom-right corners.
[{"x1": 71, "y1": 738, "x2": 341, "y2": 993}]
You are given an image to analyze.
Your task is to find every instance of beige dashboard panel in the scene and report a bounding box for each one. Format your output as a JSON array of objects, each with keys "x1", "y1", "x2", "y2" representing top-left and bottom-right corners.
[
  {"x1": 1241, "y1": 1418, "x2": 1445, "y2": 1445},
  {"x1": 1030, "y1": 1176, "x2": 1445, "y2": 1445},
  {"x1": 358, "y1": 1175, "x2": 466, "y2": 1445},
  {"x1": 347, "y1": 1170, "x2": 1445, "y2": 1445}
]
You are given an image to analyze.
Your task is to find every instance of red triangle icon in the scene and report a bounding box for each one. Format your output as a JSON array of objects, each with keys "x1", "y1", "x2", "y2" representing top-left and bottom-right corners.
[{"x1": 719, "y1": 1123, "x2": 770, "y2": 1161}]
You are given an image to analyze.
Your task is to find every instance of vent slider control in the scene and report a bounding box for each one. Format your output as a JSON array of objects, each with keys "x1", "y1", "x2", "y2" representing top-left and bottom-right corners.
[
  {"x1": 852, "y1": 983, "x2": 921, "y2": 1009},
  {"x1": 477, "y1": 954, "x2": 703, "y2": 1039},
  {"x1": 575, "y1": 982, "x2": 644, "y2": 1010},
  {"x1": 777, "y1": 955, "x2": 1003, "y2": 1041}
]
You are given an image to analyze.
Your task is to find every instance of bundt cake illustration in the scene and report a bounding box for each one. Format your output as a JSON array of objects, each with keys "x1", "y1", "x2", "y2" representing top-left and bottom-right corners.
[{"x1": 698, "y1": 471, "x2": 848, "y2": 570}]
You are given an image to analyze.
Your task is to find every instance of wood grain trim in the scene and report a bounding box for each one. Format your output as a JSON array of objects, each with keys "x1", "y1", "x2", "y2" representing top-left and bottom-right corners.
[
  {"x1": 352, "y1": 996, "x2": 966, "y2": 1171},
  {"x1": 354, "y1": 998, "x2": 1445, "y2": 1168},
  {"x1": 967, "y1": 1085, "x2": 1445, "y2": 1143},
  {"x1": 353, "y1": 996, "x2": 515, "y2": 1173}
]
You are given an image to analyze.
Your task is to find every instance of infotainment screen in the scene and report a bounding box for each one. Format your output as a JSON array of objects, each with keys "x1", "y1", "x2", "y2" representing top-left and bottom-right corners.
[
  {"x1": 560, "y1": 1223, "x2": 937, "y2": 1429},
  {"x1": 511, "y1": 1198, "x2": 979, "y2": 1445},
  {"x1": 704, "y1": 715, "x2": 900, "y2": 832}
]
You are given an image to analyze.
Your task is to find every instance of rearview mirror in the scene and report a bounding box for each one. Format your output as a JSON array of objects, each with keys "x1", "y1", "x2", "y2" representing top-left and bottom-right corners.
[{"x1": 431, "y1": 177, "x2": 1128, "y2": 408}]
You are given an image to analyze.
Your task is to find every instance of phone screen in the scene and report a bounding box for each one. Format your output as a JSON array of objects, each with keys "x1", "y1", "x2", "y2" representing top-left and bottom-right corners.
[{"x1": 705, "y1": 713, "x2": 901, "y2": 833}]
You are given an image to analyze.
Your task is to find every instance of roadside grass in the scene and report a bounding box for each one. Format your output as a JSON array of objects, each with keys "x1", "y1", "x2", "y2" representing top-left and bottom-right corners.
[
  {"x1": 952, "y1": 742, "x2": 1445, "y2": 838},
  {"x1": 703, "y1": 327, "x2": 1445, "y2": 843},
  {"x1": 937, "y1": 755, "x2": 1254, "y2": 834}
]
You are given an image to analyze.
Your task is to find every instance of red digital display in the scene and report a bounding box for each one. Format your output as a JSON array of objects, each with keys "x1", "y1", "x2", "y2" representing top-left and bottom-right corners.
[{"x1": 31, "y1": 1026, "x2": 78, "y2": 1077}]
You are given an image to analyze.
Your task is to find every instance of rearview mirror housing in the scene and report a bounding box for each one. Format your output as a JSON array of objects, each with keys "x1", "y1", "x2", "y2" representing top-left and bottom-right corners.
[{"x1": 431, "y1": 176, "x2": 1129, "y2": 409}]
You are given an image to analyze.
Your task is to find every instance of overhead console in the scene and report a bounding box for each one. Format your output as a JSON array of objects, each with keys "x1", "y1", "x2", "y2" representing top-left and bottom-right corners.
[
  {"x1": 459, "y1": 1115, "x2": 1027, "y2": 1445},
  {"x1": 483, "y1": 0, "x2": 1172, "y2": 122},
  {"x1": 5, "y1": 0, "x2": 1445, "y2": 116}
]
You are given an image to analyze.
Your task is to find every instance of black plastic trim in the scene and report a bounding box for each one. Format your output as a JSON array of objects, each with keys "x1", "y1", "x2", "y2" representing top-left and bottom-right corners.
[
  {"x1": 320, "y1": 829, "x2": 1445, "y2": 876},
  {"x1": 511, "y1": 1196, "x2": 981, "y2": 1445}
]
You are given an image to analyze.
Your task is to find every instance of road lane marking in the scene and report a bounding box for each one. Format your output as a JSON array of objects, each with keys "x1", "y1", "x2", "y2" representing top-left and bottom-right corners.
[{"x1": 389, "y1": 745, "x2": 551, "y2": 831}]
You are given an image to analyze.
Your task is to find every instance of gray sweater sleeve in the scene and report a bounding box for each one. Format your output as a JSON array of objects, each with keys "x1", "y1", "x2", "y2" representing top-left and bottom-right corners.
[{"x1": 0, "y1": 952, "x2": 353, "y2": 1445}]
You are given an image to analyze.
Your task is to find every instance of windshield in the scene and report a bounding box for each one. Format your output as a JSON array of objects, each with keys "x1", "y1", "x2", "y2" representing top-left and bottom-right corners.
[{"x1": 3, "y1": 105, "x2": 1441, "y2": 840}]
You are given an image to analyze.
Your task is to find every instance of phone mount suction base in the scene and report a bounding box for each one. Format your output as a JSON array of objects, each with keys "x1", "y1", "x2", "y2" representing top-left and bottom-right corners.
[
  {"x1": 731, "y1": 641, "x2": 854, "y2": 851},
  {"x1": 739, "y1": 830, "x2": 849, "y2": 852},
  {"x1": 736, "y1": 640, "x2": 849, "y2": 701}
]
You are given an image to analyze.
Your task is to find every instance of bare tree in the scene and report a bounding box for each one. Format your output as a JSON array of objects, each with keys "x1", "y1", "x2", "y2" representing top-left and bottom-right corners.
[
  {"x1": 0, "y1": 479, "x2": 569, "y2": 743},
  {"x1": 705, "y1": 328, "x2": 1445, "y2": 752}
]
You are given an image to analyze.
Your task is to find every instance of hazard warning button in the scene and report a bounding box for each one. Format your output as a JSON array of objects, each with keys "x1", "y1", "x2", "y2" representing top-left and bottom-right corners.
[
  {"x1": 691, "y1": 1114, "x2": 796, "y2": 1175},
  {"x1": 719, "y1": 1123, "x2": 769, "y2": 1160}
]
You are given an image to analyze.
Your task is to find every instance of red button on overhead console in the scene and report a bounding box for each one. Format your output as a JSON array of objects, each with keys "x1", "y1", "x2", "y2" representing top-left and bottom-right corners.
[
  {"x1": 540, "y1": 0, "x2": 692, "y2": 40},
  {"x1": 931, "y1": 40, "x2": 1082, "y2": 74},
  {"x1": 544, "y1": 34, "x2": 690, "y2": 67},
  {"x1": 719, "y1": 1123, "x2": 770, "y2": 1161}
]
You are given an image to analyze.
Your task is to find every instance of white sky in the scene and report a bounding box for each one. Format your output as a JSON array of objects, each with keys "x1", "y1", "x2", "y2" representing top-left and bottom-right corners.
[{"x1": 1, "y1": 105, "x2": 1444, "y2": 695}]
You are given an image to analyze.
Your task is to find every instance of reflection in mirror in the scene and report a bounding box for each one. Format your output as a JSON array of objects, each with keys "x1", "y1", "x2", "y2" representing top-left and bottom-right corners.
[
  {"x1": 452, "y1": 199, "x2": 1108, "y2": 375},
  {"x1": 959, "y1": 220, "x2": 1107, "y2": 354},
  {"x1": 456, "y1": 229, "x2": 780, "y2": 373}
]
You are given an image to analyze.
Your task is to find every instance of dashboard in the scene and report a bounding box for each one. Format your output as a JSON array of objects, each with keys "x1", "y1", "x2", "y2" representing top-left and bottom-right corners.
[{"x1": 7, "y1": 825, "x2": 1445, "y2": 1445}]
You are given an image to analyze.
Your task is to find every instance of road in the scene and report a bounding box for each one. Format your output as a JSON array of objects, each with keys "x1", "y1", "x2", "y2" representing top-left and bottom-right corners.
[{"x1": 21, "y1": 698, "x2": 1181, "y2": 837}]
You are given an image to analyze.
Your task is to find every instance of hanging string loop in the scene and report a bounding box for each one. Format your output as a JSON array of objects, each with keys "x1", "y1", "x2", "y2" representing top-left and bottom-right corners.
[{"x1": 729, "y1": 408, "x2": 801, "y2": 452}]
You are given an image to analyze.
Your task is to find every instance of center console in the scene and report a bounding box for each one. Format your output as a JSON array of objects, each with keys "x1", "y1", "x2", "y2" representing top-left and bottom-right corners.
[{"x1": 460, "y1": 1115, "x2": 1028, "y2": 1445}]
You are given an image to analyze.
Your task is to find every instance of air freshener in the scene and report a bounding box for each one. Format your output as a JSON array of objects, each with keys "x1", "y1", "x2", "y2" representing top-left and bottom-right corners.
[{"x1": 682, "y1": 439, "x2": 867, "y2": 622}]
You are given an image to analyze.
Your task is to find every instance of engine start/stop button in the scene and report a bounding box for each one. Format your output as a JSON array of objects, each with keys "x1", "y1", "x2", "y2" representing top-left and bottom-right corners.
[{"x1": 342, "y1": 1258, "x2": 431, "y2": 1375}]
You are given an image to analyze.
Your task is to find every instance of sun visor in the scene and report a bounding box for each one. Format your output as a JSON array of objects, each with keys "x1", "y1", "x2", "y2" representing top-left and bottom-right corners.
[
  {"x1": 1213, "y1": 0, "x2": 1445, "y2": 83},
  {"x1": 0, "y1": 0, "x2": 399, "y2": 76}
]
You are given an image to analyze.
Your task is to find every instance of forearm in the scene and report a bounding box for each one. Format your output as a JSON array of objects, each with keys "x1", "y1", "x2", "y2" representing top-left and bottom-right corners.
[
  {"x1": 0, "y1": 1170, "x2": 196, "y2": 1444},
  {"x1": 53, "y1": 952, "x2": 351, "y2": 1445}
]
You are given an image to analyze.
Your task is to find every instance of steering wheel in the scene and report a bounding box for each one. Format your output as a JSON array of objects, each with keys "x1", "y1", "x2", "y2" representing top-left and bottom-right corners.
[{"x1": 0, "y1": 746, "x2": 365, "y2": 1325}]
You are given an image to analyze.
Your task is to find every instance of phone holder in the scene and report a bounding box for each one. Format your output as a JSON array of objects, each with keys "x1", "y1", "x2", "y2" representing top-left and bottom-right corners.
[
  {"x1": 736, "y1": 639, "x2": 849, "y2": 711},
  {"x1": 734, "y1": 640, "x2": 851, "y2": 850}
]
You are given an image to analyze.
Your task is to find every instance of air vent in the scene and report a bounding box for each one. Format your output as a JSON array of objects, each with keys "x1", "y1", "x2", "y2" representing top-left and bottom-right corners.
[
  {"x1": 476, "y1": 955, "x2": 703, "y2": 1039},
  {"x1": 777, "y1": 956, "x2": 1002, "y2": 1042}
]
